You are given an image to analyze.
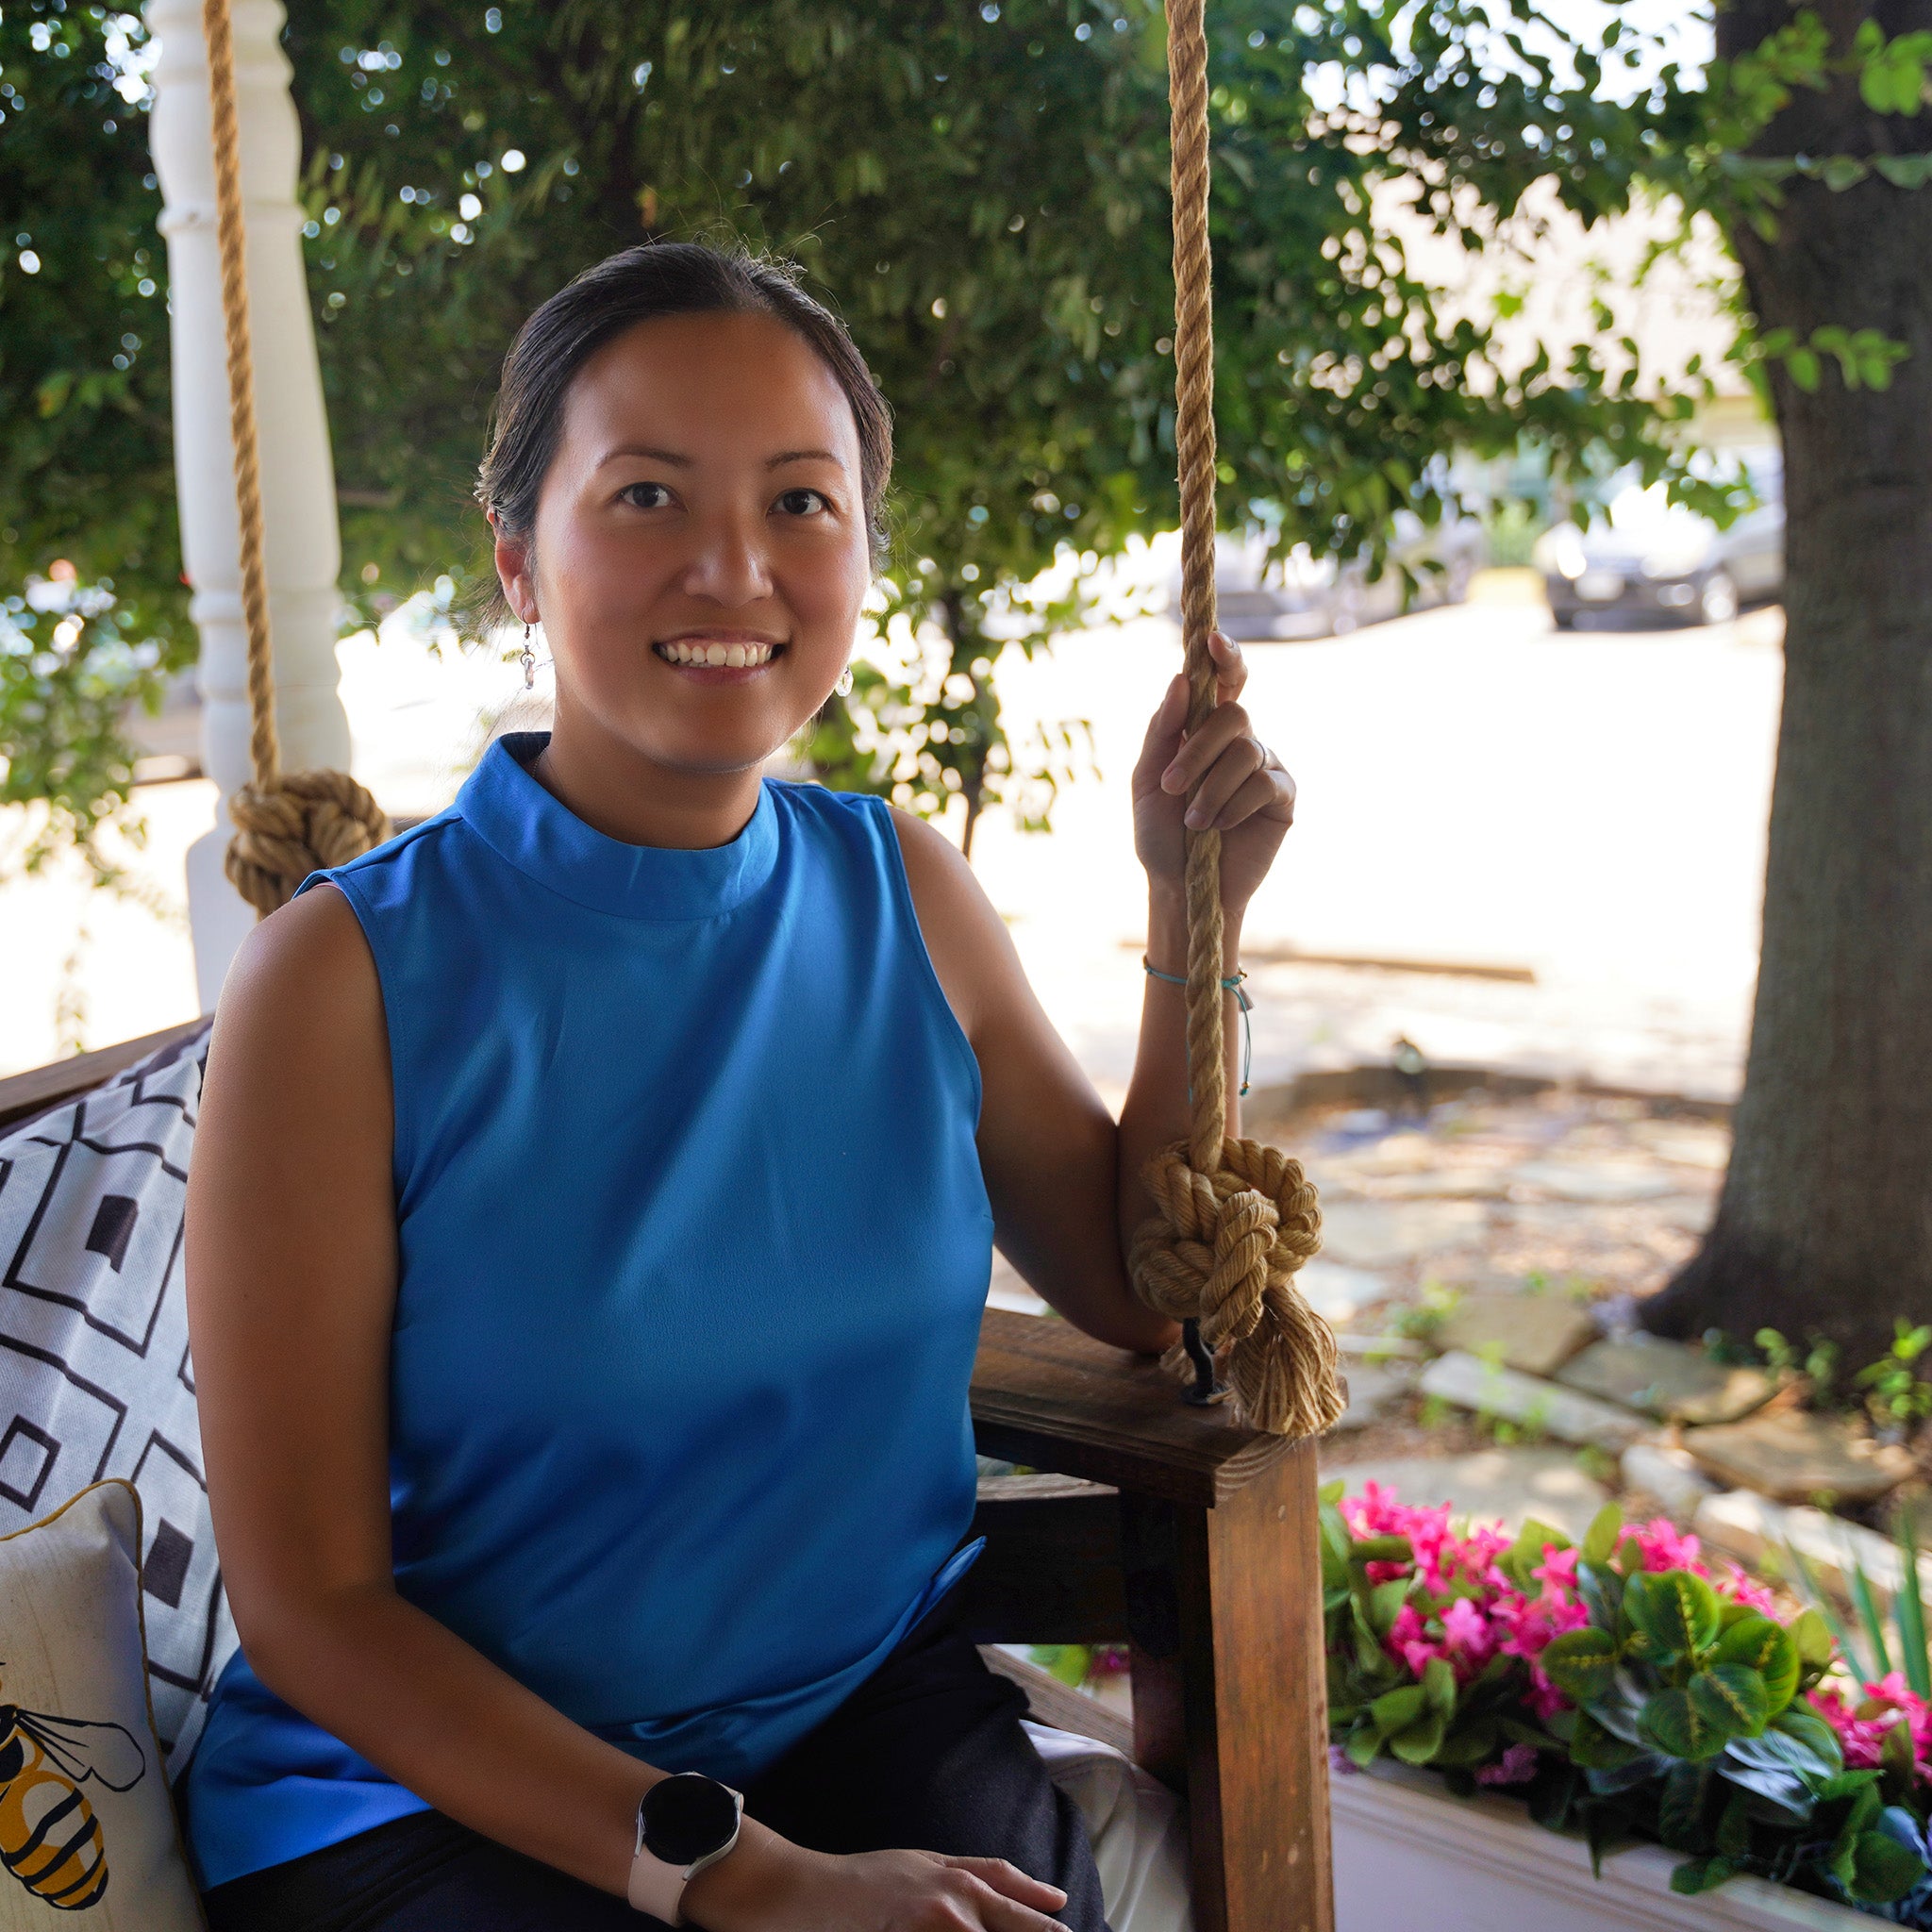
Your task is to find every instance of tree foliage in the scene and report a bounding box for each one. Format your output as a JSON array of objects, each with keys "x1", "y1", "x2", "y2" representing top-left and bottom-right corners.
[{"x1": 0, "y1": 0, "x2": 1872, "y2": 863}]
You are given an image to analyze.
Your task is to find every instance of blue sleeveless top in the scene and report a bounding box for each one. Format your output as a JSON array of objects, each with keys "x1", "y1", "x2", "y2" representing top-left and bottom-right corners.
[{"x1": 181, "y1": 734, "x2": 992, "y2": 1890}]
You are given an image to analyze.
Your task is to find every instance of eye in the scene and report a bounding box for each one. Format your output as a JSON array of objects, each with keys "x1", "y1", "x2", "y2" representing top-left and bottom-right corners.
[
  {"x1": 620, "y1": 481, "x2": 675, "y2": 510},
  {"x1": 774, "y1": 487, "x2": 830, "y2": 518}
]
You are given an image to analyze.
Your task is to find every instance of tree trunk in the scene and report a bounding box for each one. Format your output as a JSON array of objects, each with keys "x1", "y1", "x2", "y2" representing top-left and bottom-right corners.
[{"x1": 1642, "y1": 0, "x2": 1932, "y2": 1362}]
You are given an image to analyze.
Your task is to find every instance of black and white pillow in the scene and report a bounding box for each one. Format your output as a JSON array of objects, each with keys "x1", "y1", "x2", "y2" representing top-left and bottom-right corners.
[{"x1": 0, "y1": 1024, "x2": 236, "y2": 1775}]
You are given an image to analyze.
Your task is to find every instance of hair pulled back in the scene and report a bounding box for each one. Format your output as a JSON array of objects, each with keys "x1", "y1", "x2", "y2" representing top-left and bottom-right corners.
[{"x1": 475, "y1": 242, "x2": 893, "y2": 627}]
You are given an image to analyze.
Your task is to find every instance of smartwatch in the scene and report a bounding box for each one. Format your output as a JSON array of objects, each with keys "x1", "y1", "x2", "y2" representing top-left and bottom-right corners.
[{"x1": 627, "y1": 1773, "x2": 744, "y2": 1924}]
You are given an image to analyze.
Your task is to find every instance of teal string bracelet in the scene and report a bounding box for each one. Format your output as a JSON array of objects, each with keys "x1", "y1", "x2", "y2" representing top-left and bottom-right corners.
[{"x1": 1142, "y1": 958, "x2": 1254, "y2": 1096}]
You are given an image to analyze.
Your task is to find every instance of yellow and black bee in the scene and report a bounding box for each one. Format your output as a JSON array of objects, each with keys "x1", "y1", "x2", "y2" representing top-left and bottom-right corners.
[{"x1": 0, "y1": 1668, "x2": 145, "y2": 1911}]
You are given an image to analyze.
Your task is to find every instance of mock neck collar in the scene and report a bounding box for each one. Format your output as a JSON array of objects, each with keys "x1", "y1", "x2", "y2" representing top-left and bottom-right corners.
[{"x1": 455, "y1": 733, "x2": 780, "y2": 923}]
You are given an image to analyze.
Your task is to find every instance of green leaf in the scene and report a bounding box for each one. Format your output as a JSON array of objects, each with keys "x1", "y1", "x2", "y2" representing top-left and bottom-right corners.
[
  {"x1": 1894, "y1": 1503, "x2": 1931, "y2": 1700},
  {"x1": 1787, "y1": 346, "x2": 1822, "y2": 391},
  {"x1": 1541, "y1": 1627, "x2": 1619, "y2": 1704},
  {"x1": 1851, "y1": 1831, "x2": 1926, "y2": 1904},
  {"x1": 1389, "y1": 1710, "x2": 1448, "y2": 1765},
  {"x1": 1669, "y1": 1855, "x2": 1738, "y2": 1894},
  {"x1": 1875, "y1": 154, "x2": 1932, "y2": 189},
  {"x1": 1715, "y1": 1788, "x2": 1752, "y2": 1858},
  {"x1": 1775, "y1": 1705, "x2": 1846, "y2": 1774},
  {"x1": 1711, "y1": 1615, "x2": 1798, "y2": 1713},
  {"x1": 1640, "y1": 1686, "x2": 1728, "y2": 1762},
  {"x1": 1582, "y1": 1503, "x2": 1624, "y2": 1567},
  {"x1": 1624, "y1": 1570, "x2": 1722, "y2": 1660},
  {"x1": 1344, "y1": 1723, "x2": 1383, "y2": 1770},
  {"x1": 1367, "y1": 1578, "x2": 1410, "y2": 1637},
  {"x1": 1690, "y1": 1665, "x2": 1771, "y2": 1740},
  {"x1": 1352, "y1": 1534, "x2": 1414, "y2": 1566},
  {"x1": 1657, "y1": 1760, "x2": 1713, "y2": 1852},
  {"x1": 1370, "y1": 1684, "x2": 1426, "y2": 1737},
  {"x1": 1422, "y1": 1655, "x2": 1457, "y2": 1720},
  {"x1": 1848, "y1": 1556, "x2": 1896, "y2": 1678},
  {"x1": 1790, "y1": 1607, "x2": 1835, "y2": 1671},
  {"x1": 1572, "y1": 1709, "x2": 1645, "y2": 1770}
]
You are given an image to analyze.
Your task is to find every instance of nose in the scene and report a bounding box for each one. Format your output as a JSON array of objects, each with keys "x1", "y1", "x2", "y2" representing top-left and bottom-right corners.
[{"x1": 679, "y1": 504, "x2": 774, "y2": 608}]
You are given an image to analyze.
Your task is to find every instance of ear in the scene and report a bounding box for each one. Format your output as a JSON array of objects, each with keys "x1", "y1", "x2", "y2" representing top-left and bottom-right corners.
[{"x1": 491, "y1": 517, "x2": 537, "y2": 625}]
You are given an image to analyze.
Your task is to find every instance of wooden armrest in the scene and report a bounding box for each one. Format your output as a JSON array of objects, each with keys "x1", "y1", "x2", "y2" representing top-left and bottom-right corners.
[
  {"x1": 0, "y1": 1017, "x2": 211, "y2": 1132},
  {"x1": 970, "y1": 1306, "x2": 1299, "y2": 1507}
]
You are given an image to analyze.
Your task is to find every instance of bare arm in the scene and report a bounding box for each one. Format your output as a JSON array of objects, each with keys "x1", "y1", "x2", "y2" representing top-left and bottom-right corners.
[
  {"x1": 187, "y1": 886, "x2": 1066, "y2": 1931},
  {"x1": 893, "y1": 631, "x2": 1293, "y2": 1356}
]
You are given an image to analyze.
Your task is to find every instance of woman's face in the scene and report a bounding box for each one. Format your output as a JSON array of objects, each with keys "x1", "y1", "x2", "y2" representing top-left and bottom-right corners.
[{"x1": 498, "y1": 309, "x2": 872, "y2": 778}]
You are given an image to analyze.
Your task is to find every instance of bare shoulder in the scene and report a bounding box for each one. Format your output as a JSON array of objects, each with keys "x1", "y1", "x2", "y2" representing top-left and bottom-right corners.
[
  {"x1": 200, "y1": 882, "x2": 390, "y2": 1139},
  {"x1": 884, "y1": 806, "x2": 1025, "y2": 1045}
]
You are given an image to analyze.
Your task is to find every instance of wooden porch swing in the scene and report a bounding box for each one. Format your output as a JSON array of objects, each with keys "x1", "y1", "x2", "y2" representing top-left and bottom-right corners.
[{"x1": 0, "y1": 0, "x2": 1341, "y2": 1924}]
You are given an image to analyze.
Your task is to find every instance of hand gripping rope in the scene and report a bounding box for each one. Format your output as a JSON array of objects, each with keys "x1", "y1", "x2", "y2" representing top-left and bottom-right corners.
[{"x1": 1129, "y1": 0, "x2": 1345, "y2": 1438}]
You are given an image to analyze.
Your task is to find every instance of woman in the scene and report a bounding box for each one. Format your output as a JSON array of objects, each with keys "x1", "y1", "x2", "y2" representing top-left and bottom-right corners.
[{"x1": 182, "y1": 242, "x2": 1297, "y2": 1931}]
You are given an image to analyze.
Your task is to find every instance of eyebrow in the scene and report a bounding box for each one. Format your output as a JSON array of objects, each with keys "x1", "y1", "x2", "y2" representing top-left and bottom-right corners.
[{"x1": 595, "y1": 444, "x2": 849, "y2": 471}]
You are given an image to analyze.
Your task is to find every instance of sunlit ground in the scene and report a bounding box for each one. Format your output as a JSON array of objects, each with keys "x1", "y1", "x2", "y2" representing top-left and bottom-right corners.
[{"x1": 0, "y1": 568, "x2": 1783, "y2": 1098}]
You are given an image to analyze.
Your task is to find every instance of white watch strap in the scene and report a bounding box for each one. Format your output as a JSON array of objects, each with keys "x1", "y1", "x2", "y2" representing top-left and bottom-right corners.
[
  {"x1": 625, "y1": 1841, "x2": 691, "y2": 1924},
  {"x1": 626, "y1": 1785, "x2": 743, "y2": 1924}
]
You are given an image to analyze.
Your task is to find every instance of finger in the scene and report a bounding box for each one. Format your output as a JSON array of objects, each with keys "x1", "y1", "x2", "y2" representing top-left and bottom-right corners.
[
  {"x1": 937, "y1": 1855, "x2": 1069, "y2": 1910},
  {"x1": 1131, "y1": 674, "x2": 1190, "y2": 792},
  {"x1": 1159, "y1": 700, "x2": 1257, "y2": 796},
  {"x1": 1202, "y1": 761, "x2": 1296, "y2": 834},
  {"x1": 1182, "y1": 734, "x2": 1267, "y2": 831},
  {"x1": 1208, "y1": 627, "x2": 1247, "y2": 701}
]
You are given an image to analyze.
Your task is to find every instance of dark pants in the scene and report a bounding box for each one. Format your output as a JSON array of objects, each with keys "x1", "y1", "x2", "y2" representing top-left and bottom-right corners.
[{"x1": 200, "y1": 1608, "x2": 1108, "y2": 1932}]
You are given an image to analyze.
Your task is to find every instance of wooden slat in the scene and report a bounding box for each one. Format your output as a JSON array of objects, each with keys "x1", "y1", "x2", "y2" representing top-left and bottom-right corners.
[
  {"x1": 971, "y1": 1307, "x2": 1298, "y2": 1507},
  {"x1": 1127, "y1": 1441, "x2": 1334, "y2": 1932},
  {"x1": 0, "y1": 1016, "x2": 210, "y2": 1131},
  {"x1": 978, "y1": 1645, "x2": 1136, "y2": 1759},
  {"x1": 955, "y1": 1476, "x2": 1126, "y2": 1645}
]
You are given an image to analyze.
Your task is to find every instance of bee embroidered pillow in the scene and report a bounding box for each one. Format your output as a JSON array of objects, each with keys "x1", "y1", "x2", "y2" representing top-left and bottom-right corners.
[{"x1": 0, "y1": 1480, "x2": 203, "y2": 1928}]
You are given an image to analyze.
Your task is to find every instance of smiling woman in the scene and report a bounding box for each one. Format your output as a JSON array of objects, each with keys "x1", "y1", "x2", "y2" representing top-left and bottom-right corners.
[{"x1": 180, "y1": 237, "x2": 1298, "y2": 1932}]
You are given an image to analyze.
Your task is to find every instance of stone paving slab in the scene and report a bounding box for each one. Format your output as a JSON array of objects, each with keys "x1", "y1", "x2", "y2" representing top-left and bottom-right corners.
[
  {"x1": 1419, "y1": 1350, "x2": 1646, "y2": 1449},
  {"x1": 1318, "y1": 1198, "x2": 1488, "y2": 1270},
  {"x1": 1437, "y1": 1291, "x2": 1598, "y2": 1377},
  {"x1": 1557, "y1": 1333, "x2": 1774, "y2": 1425},
  {"x1": 1321, "y1": 1446, "x2": 1611, "y2": 1541},
  {"x1": 1510, "y1": 1159, "x2": 1679, "y2": 1203},
  {"x1": 1297, "y1": 1257, "x2": 1391, "y2": 1326},
  {"x1": 1330, "y1": 1358, "x2": 1416, "y2": 1434},
  {"x1": 1684, "y1": 1407, "x2": 1914, "y2": 1506},
  {"x1": 1621, "y1": 1441, "x2": 1719, "y2": 1517},
  {"x1": 1694, "y1": 1488, "x2": 1931, "y2": 1606}
]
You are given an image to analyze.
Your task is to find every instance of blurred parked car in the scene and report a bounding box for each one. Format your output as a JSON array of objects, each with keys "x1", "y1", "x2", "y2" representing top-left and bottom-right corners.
[
  {"x1": 1537, "y1": 452, "x2": 1783, "y2": 629},
  {"x1": 1203, "y1": 510, "x2": 1488, "y2": 641}
]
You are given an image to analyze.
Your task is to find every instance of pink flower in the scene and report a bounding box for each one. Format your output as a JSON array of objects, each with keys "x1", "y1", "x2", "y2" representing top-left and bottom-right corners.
[
  {"x1": 1629, "y1": 1519, "x2": 1703, "y2": 1572},
  {"x1": 1476, "y1": 1742, "x2": 1541, "y2": 1786}
]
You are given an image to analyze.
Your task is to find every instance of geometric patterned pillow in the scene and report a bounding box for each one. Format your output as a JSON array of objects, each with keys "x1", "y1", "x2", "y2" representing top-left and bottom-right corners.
[{"x1": 0, "y1": 1024, "x2": 236, "y2": 1779}]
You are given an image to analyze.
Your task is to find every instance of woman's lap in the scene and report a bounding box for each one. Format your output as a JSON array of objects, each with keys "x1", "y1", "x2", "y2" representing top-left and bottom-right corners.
[{"x1": 200, "y1": 1615, "x2": 1108, "y2": 1932}]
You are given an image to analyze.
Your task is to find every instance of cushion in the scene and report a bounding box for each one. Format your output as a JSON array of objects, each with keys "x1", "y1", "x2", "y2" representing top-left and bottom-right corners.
[
  {"x1": 0, "y1": 1478, "x2": 205, "y2": 1926},
  {"x1": 0, "y1": 1027, "x2": 235, "y2": 1775},
  {"x1": 1025, "y1": 1723, "x2": 1192, "y2": 1932}
]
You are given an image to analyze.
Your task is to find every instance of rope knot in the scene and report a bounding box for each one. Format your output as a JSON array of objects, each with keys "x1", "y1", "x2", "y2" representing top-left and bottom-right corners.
[
  {"x1": 225, "y1": 770, "x2": 389, "y2": 916},
  {"x1": 1129, "y1": 1135, "x2": 1343, "y2": 1437}
]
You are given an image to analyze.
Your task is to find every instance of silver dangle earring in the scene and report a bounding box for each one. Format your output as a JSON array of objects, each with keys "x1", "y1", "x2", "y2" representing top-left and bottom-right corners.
[
  {"x1": 521, "y1": 622, "x2": 536, "y2": 691},
  {"x1": 834, "y1": 662, "x2": 855, "y2": 699}
]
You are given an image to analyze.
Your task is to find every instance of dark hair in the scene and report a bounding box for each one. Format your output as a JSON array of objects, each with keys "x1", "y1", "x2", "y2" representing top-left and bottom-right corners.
[{"x1": 474, "y1": 242, "x2": 893, "y2": 626}]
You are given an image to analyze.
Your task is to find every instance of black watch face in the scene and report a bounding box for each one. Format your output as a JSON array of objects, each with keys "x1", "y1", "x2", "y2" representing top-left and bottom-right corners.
[{"x1": 641, "y1": 1774, "x2": 739, "y2": 1866}]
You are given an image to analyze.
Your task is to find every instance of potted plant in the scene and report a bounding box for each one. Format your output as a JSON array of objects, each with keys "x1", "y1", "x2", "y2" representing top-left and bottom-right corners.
[{"x1": 1323, "y1": 1483, "x2": 1930, "y2": 1924}]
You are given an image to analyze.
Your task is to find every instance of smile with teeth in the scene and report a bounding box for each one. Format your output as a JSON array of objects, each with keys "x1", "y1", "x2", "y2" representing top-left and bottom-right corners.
[{"x1": 656, "y1": 639, "x2": 780, "y2": 669}]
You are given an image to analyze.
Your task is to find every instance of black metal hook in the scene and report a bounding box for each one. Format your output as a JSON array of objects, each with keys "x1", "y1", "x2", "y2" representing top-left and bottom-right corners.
[{"x1": 1180, "y1": 1316, "x2": 1227, "y2": 1406}]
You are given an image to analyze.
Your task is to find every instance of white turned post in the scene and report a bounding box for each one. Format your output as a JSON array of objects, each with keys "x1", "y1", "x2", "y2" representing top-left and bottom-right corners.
[{"x1": 147, "y1": 0, "x2": 350, "y2": 1008}]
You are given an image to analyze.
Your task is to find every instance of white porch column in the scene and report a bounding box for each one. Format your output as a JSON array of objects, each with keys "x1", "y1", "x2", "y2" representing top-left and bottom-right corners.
[{"x1": 147, "y1": 0, "x2": 351, "y2": 1009}]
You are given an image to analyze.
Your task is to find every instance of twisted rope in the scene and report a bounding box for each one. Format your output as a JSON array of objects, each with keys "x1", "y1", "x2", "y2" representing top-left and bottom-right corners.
[
  {"x1": 203, "y1": 0, "x2": 386, "y2": 916},
  {"x1": 1128, "y1": 0, "x2": 1343, "y2": 1438}
]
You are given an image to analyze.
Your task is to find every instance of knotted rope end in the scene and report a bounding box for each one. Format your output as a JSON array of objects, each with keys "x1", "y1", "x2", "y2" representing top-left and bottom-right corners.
[
  {"x1": 225, "y1": 768, "x2": 390, "y2": 917},
  {"x1": 1129, "y1": 1134, "x2": 1345, "y2": 1439}
]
